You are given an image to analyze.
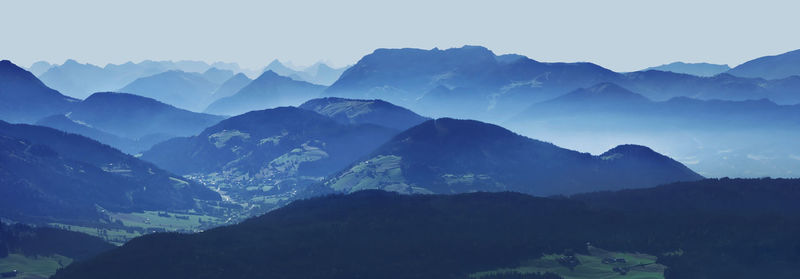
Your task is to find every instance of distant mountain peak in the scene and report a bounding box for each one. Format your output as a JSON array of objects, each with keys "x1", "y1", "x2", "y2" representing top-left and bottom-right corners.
[
  {"x1": 644, "y1": 62, "x2": 731, "y2": 77},
  {"x1": 601, "y1": 144, "x2": 658, "y2": 158},
  {"x1": 550, "y1": 83, "x2": 650, "y2": 104}
]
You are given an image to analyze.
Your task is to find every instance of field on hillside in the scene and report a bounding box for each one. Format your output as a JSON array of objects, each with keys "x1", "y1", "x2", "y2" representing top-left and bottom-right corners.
[
  {"x1": 0, "y1": 253, "x2": 72, "y2": 279},
  {"x1": 472, "y1": 246, "x2": 666, "y2": 279}
]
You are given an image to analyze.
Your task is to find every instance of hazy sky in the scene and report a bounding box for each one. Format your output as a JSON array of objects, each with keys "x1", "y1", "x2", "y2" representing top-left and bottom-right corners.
[{"x1": 1, "y1": 0, "x2": 798, "y2": 71}]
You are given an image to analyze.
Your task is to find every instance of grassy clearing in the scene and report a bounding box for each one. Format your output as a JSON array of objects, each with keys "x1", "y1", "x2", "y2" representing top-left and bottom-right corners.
[
  {"x1": 0, "y1": 253, "x2": 72, "y2": 279},
  {"x1": 48, "y1": 223, "x2": 139, "y2": 246},
  {"x1": 107, "y1": 211, "x2": 222, "y2": 232},
  {"x1": 472, "y1": 247, "x2": 665, "y2": 279}
]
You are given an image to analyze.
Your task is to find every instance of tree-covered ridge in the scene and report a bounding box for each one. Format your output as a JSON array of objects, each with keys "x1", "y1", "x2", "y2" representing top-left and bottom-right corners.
[{"x1": 53, "y1": 178, "x2": 800, "y2": 279}]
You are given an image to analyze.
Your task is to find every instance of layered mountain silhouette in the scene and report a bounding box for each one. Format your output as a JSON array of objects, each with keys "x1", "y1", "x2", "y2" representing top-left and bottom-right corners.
[
  {"x1": 728, "y1": 48, "x2": 800, "y2": 80},
  {"x1": 35, "y1": 92, "x2": 225, "y2": 153},
  {"x1": 204, "y1": 71, "x2": 325, "y2": 116},
  {"x1": 26, "y1": 60, "x2": 54, "y2": 76},
  {"x1": 38, "y1": 60, "x2": 254, "y2": 99},
  {"x1": 52, "y1": 178, "x2": 800, "y2": 279},
  {"x1": 0, "y1": 60, "x2": 77, "y2": 123},
  {"x1": 263, "y1": 60, "x2": 348, "y2": 85},
  {"x1": 35, "y1": 114, "x2": 142, "y2": 153},
  {"x1": 119, "y1": 70, "x2": 220, "y2": 111},
  {"x1": 643, "y1": 62, "x2": 730, "y2": 77},
  {"x1": 0, "y1": 121, "x2": 220, "y2": 224},
  {"x1": 142, "y1": 107, "x2": 397, "y2": 186},
  {"x1": 506, "y1": 82, "x2": 800, "y2": 177},
  {"x1": 201, "y1": 67, "x2": 235, "y2": 84},
  {"x1": 208, "y1": 73, "x2": 252, "y2": 101},
  {"x1": 299, "y1": 97, "x2": 430, "y2": 130},
  {"x1": 323, "y1": 46, "x2": 800, "y2": 122},
  {"x1": 325, "y1": 118, "x2": 702, "y2": 196}
]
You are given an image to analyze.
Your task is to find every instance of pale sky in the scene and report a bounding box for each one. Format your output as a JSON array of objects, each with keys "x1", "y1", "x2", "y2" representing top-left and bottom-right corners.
[{"x1": 1, "y1": 0, "x2": 798, "y2": 71}]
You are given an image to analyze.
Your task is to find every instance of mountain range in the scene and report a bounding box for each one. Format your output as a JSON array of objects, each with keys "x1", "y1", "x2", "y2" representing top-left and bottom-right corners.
[
  {"x1": 140, "y1": 107, "x2": 399, "y2": 213},
  {"x1": 0, "y1": 121, "x2": 220, "y2": 224},
  {"x1": 204, "y1": 71, "x2": 325, "y2": 116},
  {"x1": 119, "y1": 70, "x2": 222, "y2": 112},
  {"x1": 324, "y1": 46, "x2": 800, "y2": 122},
  {"x1": 263, "y1": 60, "x2": 349, "y2": 85},
  {"x1": 324, "y1": 118, "x2": 702, "y2": 196},
  {"x1": 37, "y1": 60, "x2": 256, "y2": 99},
  {"x1": 505, "y1": 82, "x2": 800, "y2": 177},
  {"x1": 35, "y1": 92, "x2": 225, "y2": 153}
]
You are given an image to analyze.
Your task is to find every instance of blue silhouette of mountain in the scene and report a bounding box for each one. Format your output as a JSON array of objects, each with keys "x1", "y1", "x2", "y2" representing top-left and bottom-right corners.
[
  {"x1": 0, "y1": 121, "x2": 220, "y2": 224},
  {"x1": 0, "y1": 60, "x2": 78, "y2": 123},
  {"x1": 142, "y1": 107, "x2": 397, "y2": 179},
  {"x1": 36, "y1": 92, "x2": 224, "y2": 153},
  {"x1": 119, "y1": 70, "x2": 219, "y2": 111},
  {"x1": 299, "y1": 97, "x2": 429, "y2": 130},
  {"x1": 324, "y1": 46, "x2": 800, "y2": 122},
  {"x1": 643, "y1": 62, "x2": 730, "y2": 77},
  {"x1": 209, "y1": 73, "x2": 252, "y2": 101},
  {"x1": 728, "y1": 49, "x2": 800, "y2": 80},
  {"x1": 325, "y1": 118, "x2": 702, "y2": 196},
  {"x1": 201, "y1": 67, "x2": 235, "y2": 84},
  {"x1": 263, "y1": 60, "x2": 349, "y2": 85},
  {"x1": 27, "y1": 60, "x2": 54, "y2": 76},
  {"x1": 204, "y1": 71, "x2": 325, "y2": 116}
]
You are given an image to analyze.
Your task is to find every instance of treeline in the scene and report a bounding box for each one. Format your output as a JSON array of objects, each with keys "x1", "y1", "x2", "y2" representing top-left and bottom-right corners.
[
  {"x1": 53, "y1": 178, "x2": 800, "y2": 279},
  {"x1": 0, "y1": 222, "x2": 113, "y2": 260}
]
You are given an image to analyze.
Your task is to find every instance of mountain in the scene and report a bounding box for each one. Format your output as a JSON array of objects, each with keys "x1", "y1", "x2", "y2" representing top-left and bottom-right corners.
[
  {"x1": 324, "y1": 118, "x2": 702, "y2": 196},
  {"x1": 728, "y1": 49, "x2": 800, "y2": 80},
  {"x1": 119, "y1": 70, "x2": 220, "y2": 111},
  {"x1": 299, "y1": 97, "x2": 430, "y2": 130},
  {"x1": 204, "y1": 71, "x2": 326, "y2": 116},
  {"x1": 35, "y1": 114, "x2": 143, "y2": 153},
  {"x1": 38, "y1": 59, "x2": 112, "y2": 99},
  {"x1": 302, "y1": 62, "x2": 350, "y2": 85},
  {"x1": 52, "y1": 178, "x2": 800, "y2": 279},
  {"x1": 37, "y1": 60, "x2": 247, "y2": 99},
  {"x1": 141, "y1": 107, "x2": 397, "y2": 209},
  {"x1": 27, "y1": 61, "x2": 54, "y2": 76},
  {"x1": 506, "y1": 82, "x2": 800, "y2": 177},
  {"x1": 262, "y1": 59, "x2": 297, "y2": 77},
  {"x1": 208, "y1": 73, "x2": 252, "y2": 101},
  {"x1": 643, "y1": 62, "x2": 730, "y2": 77},
  {"x1": 35, "y1": 92, "x2": 225, "y2": 153},
  {"x1": 0, "y1": 121, "x2": 220, "y2": 225},
  {"x1": 201, "y1": 67, "x2": 235, "y2": 84},
  {"x1": 323, "y1": 46, "x2": 800, "y2": 123},
  {"x1": 262, "y1": 60, "x2": 348, "y2": 85},
  {"x1": 0, "y1": 60, "x2": 77, "y2": 123}
]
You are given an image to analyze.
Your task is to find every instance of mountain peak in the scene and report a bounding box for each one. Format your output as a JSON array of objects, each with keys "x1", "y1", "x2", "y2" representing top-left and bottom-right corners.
[
  {"x1": 551, "y1": 83, "x2": 650, "y2": 104},
  {"x1": 601, "y1": 144, "x2": 658, "y2": 158},
  {"x1": 0, "y1": 60, "x2": 29, "y2": 75}
]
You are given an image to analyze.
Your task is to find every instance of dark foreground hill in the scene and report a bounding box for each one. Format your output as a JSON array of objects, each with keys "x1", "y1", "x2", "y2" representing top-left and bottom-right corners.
[
  {"x1": 1, "y1": 222, "x2": 113, "y2": 261},
  {"x1": 53, "y1": 178, "x2": 800, "y2": 279},
  {"x1": 324, "y1": 118, "x2": 702, "y2": 196},
  {"x1": 0, "y1": 121, "x2": 220, "y2": 224}
]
